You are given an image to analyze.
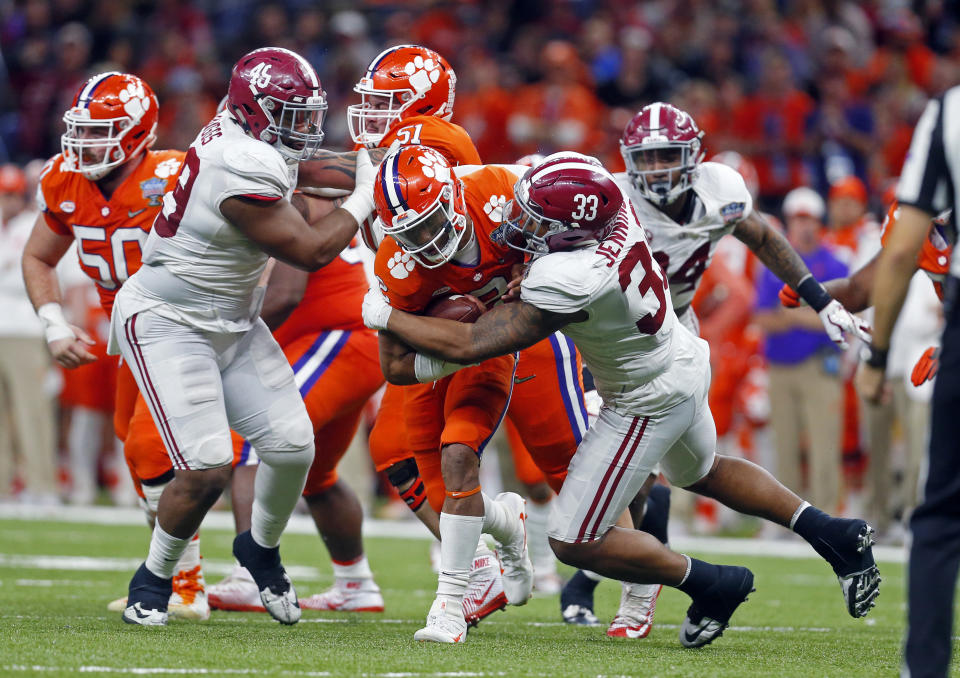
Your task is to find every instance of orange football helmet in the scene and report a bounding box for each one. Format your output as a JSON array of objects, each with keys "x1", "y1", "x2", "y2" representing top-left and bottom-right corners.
[
  {"x1": 373, "y1": 144, "x2": 467, "y2": 268},
  {"x1": 61, "y1": 72, "x2": 159, "y2": 180},
  {"x1": 348, "y1": 44, "x2": 456, "y2": 147}
]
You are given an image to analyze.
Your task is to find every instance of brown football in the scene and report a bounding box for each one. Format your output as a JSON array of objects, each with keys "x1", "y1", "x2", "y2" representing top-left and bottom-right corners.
[{"x1": 423, "y1": 294, "x2": 486, "y2": 323}]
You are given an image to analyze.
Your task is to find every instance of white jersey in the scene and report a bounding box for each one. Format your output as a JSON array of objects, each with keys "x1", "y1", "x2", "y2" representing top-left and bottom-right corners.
[
  {"x1": 116, "y1": 111, "x2": 297, "y2": 334},
  {"x1": 615, "y1": 162, "x2": 753, "y2": 311},
  {"x1": 521, "y1": 203, "x2": 709, "y2": 416}
]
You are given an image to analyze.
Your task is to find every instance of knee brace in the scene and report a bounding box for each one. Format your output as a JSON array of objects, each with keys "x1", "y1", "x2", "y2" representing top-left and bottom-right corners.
[
  {"x1": 140, "y1": 476, "x2": 171, "y2": 514},
  {"x1": 386, "y1": 458, "x2": 427, "y2": 511}
]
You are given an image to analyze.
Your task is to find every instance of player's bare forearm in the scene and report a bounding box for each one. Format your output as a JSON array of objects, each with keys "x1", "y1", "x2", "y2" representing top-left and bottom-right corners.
[
  {"x1": 734, "y1": 211, "x2": 811, "y2": 288},
  {"x1": 386, "y1": 301, "x2": 582, "y2": 364},
  {"x1": 824, "y1": 255, "x2": 878, "y2": 313},
  {"x1": 298, "y1": 148, "x2": 389, "y2": 191},
  {"x1": 377, "y1": 331, "x2": 419, "y2": 385},
  {"x1": 21, "y1": 216, "x2": 73, "y2": 309},
  {"x1": 869, "y1": 205, "x2": 928, "y2": 350}
]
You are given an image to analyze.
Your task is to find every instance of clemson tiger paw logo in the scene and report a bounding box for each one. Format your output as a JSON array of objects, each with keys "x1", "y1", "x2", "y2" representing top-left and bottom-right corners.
[
  {"x1": 154, "y1": 159, "x2": 181, "y2": 179},
  {"x1": 482, "y1": 195, "x2": 507, "y2": 222},
  {"x1": 118, "y1": 81, "x2": 151, "y2": 120},
  {"x1": 404, "y1": 55, "x2": 442, "y2": 93},
  {"x1": 387, "y1": 251, "x2": 416, "y2": 279},
  {"x1": 416, "y1": 149, "x2": 450, "y2": 182}
]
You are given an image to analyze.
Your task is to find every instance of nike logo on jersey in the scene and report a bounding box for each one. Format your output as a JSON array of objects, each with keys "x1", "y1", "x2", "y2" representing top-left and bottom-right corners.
[
  {"x1": 514, "y1": 374, "x2": 536, "y2": 385},
  {"x1": 128, "y1": 208, "x2": 147, "y2": 218}
]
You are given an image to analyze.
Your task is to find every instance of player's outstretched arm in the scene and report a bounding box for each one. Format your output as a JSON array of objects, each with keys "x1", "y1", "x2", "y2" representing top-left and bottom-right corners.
[
  {"x1": 298, "y1": 147, "x2": 389, "y2": 191},
  {"x1": 223, "y1": 149, "x2": 377, "y2": 271},
  {"x1": 735, "y1": 209, "x2": 870, "y2": 347},
  {"x1": 368, "y1": 291, "x2": 583, "y2": 365},
  {"x1": 21, "y1": 215, "x2": 98, "y2": 368},
  {"x1": 780, "y1": 254, "x2": 879, "y2": 313}
]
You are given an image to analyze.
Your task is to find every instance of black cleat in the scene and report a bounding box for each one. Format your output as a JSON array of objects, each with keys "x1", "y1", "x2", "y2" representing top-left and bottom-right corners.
[
  {"x1": 232, "y1": 531, "x2": 300, "y2": 625},
  {"x1": 679, "y1": 565, "x2": 754, "y2": 648},
  {"x1": 560, "y1": 570, "x2": 600, "y2": 626},
  {"x1": 122, "y1": 563, "x2": 172, "y2": 626},
  {"x1": 819, "y1": 520, "x2": 880, "y2": 618}
]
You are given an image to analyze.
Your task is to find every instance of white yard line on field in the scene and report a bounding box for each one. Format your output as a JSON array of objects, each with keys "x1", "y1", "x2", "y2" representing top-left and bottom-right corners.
[
  {"x1": 0, "y1": 669, "x2": 519, "y2": 677},
  {"x1": 0, "y1": 503, "x2": 906, "y2": 563}
]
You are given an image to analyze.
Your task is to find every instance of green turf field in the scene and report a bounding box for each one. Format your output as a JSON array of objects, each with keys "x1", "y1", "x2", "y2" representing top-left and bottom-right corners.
[{"x1": 0, "y1": 515, "x2": 932, "y2": 677}]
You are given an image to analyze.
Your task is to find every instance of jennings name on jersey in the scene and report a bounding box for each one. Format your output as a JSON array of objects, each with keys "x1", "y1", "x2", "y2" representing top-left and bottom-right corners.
[
  {"x1": 614, "y1": 162, "x2": 753, "y2": 311},
  {"x1": 118, "y1": 111, "x2": 298, "y2": 333},
  {"x1": 520, "y1": 203, "x2": 709, "y2": 416}
]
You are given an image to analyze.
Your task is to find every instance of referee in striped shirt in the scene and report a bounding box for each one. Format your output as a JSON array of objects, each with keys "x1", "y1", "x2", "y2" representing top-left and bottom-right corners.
[{"x1": 857, "y1": 85, "x2": 960, "y2": 678}]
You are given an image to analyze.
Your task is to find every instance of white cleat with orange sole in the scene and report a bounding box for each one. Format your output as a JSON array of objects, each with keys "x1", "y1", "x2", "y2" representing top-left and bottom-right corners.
[
  {"x1": 462, "y1": 543, "x2": 507, "y2": 626},
  {"x1": 207, "y1": 565, "x2": 266, "y2": 613}
]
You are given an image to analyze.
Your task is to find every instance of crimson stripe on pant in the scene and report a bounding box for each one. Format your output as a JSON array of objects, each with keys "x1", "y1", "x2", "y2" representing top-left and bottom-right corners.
[
  {"x1": 587, "y1": 416, "x2": 649, "y2": 540},
  {"x1": 125, "y1": 314, "x2": 189, "y2": 470}
]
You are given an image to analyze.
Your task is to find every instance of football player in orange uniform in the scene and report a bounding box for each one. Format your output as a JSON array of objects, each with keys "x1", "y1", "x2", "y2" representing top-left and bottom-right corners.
[
  {"x1": 346, "y1": 47, "x2": 595, "y2": 611},
  {"x1": 370, "y1": 145, "x2": 537, "y2": 643},
  {"x1": 20, "y1": 72, "x2": 250, "y2": 620}
]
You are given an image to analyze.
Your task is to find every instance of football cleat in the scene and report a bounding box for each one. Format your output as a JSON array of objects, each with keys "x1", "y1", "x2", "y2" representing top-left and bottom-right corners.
[
  {"x1": 607, "y1": 582, "x2": 662, "y2": 639},
  {"x1": 300, "y1": 579, "x2": 385, "y2": 612},
  {"x1": 414, "y1": 597, "x2": 468, "y2": 644},
  {"x1": 562, "y1": 603, "x2": 600, "y2": 626},
  {"x1": 207, "y1": 565, "x2": 265, "y2": 612},
  {"x1": 462, "y1": 544, "x2": 507, "y2": 627},
  {"x1": 494, "y1": 492, "x2": 534, "y2": 606},
  {"x1": 168, "y1": 564, "x2": 210, "y2": 621},
  {"x1": 825, "y1": 521, "x2": 881, "y2": 618},
  {"x1": 122, "y1": 563, "x2": 171, "y2": 626},
  {"x1": 560, "y1": 570, "x2": 600, "y2": 626},
  {"x1": 679, "y1": 565, "x2": 754, "y2": 648},
  {"x1": 232, "y1": 531, "x2": 300, "y2": 625}
]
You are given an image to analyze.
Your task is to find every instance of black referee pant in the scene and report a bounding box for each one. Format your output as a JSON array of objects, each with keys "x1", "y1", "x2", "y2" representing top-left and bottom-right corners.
[{"x1": 905, "y1": 276, "x2": 960, "y2": 678}]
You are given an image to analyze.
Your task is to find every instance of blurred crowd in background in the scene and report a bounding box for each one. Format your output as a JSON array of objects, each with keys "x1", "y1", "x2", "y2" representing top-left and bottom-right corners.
[{"x1": 1, "y1": 0, "x2": 958, "y2": 543}]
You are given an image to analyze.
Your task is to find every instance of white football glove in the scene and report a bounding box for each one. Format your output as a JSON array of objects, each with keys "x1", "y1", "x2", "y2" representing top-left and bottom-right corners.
[
  {"x1": 362, "y1": 286, "x2": 393, "y2": 331},
  {"x1": 340, "y1": 147, "x2": 377, "y2": 225},
  {"x1": 818, "y1": 299, "x2": 872, "y2": 350}
]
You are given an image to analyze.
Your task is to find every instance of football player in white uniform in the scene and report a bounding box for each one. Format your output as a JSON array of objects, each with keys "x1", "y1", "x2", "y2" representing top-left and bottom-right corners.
[
  {"x1": 362, "y1": 153, "x2": 881, "y2": 647},
  {"x1": 109, "y1": 47, "x2": 379, "y2": 626},
  {"x1": 561, "y1": 102, "x2": 874, "y2": 635}
]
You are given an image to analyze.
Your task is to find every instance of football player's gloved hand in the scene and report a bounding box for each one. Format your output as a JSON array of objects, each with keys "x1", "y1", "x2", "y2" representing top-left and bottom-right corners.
[
  {"x1": 910, "y1": 346, "x2": 940, "y2": 386},
  {"x1": 362, "y1": 286, "x2": 392, "y2": 331},
  {"x1": 818, "y1": 299, "x2": 871, "y2": 350},
  {"x1": 778, "y1": 284, "x2": 802, "y2": 308},
  {"x1": 340, "y1": 147, "x2": 377, "y2": 225}
]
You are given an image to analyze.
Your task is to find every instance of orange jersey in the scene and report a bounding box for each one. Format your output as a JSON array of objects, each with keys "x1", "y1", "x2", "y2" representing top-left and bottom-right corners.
[
  {"x1": 359, "y1": 115, "x2": 481, "y2": 252},
  {"x1": 38, "y1": 150, "x2": 185, "y2": 316},
  {"x1": 374, "y1": 165, "x2": 524, "y2": 311},
  {"x1": 272, "y1": 242, "x2": 369, "y2": 344},
  {"x1": 881, "y1": 200, "x2": 951, "y2": 299}
]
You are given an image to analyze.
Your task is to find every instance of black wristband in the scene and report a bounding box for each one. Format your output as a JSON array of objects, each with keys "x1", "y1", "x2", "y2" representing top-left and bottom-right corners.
[
  {"x1": 796, "y1": 275, "x2": 832, "y2": 312},
  {"x1": 861, "y1": 344, "x2": 889, "y2": 369}
]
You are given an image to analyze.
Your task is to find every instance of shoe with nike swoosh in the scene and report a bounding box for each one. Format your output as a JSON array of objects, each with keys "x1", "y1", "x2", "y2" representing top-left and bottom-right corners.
[
  {"x1": 232, "y1": 531, "x2": 300, "y2": 625},
  {"x1": 822, "y1": 520, "x2": 881, "y2": 618},
  {"x1": 462, "y1": 542, "x2": 507, "y2": 626},
  {"x1": 122, "y1": 563, "x2": 171, "y2": 626},
  {"x1": 607, "y1": 582, "x2": 662, "y2": 639},
  {"x1": 494, "y1": 492, "x2": 534, "y2": 606},
  {"x1": 679, "y1": 565, "x2": 754, "y2": 648}
]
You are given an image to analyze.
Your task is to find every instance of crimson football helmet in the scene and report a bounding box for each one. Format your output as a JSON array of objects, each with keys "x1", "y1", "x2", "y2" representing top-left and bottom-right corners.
[
  {"x1": 620, "y1": 102, "x2": 704, "y2": 207},
  {"x1": 348, "y1": 44, "x2": 456, "y2": 147},
  {"x1": 504, "y1": 152, "x2": 623, "y2": 255},
  {"x1": 227, "y1": 47, "x2": 327, "y2": 162},
  {"x1": 61, "y1": 72, "x2": 158, "y2": 180},
  {"x1": 374, "y1": 144, "x2": 467, "y2": 268}
]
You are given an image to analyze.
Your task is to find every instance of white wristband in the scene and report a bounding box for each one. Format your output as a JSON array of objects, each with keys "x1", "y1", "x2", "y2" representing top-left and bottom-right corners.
[
  {"x1": 414, "y1": 352, "x2": 467, "y2": 383},
  {"x1": 340, "y1": 190, "x2": 375, "y2": 226},
  {"x1": 38, "y1": 302, "x2": 75, "y2": 344}
]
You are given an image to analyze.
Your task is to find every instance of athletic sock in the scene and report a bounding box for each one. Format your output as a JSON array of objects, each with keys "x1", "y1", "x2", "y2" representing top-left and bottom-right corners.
[
  {"x1": 640, "y1": 484, "x2": 671, "y2": 544},
  {"x1": 251, "y1": 457, "x2": 310, "y2": 548},
  {"x1": 480, "y1": 492, "x2": 515, "y2": 544},
  {"x1": 525, "y1": 497, "x2": 556, "y2": 575},
  {"x1": 676, "y1": 556, "x2": 722, "y2": 599},
  {"x1": 437, "y1": 513, "x2": 483, "y2": 601},
  {"x1": 145, "y1": 524, "x2": 191, "y2": 580}
]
